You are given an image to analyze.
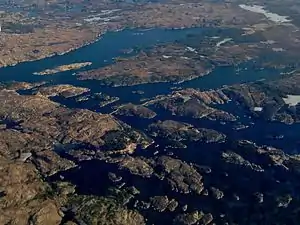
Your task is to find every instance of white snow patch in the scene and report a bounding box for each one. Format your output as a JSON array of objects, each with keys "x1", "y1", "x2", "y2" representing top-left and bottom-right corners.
[
  {"x1": 239, "y1": 4, "x2": 291, "y2": 23},
  {"x1": 84, "y1": 15, "x2": 120, "y2": 22},
  {"x1": 84, "y1": 9, "x2": 121, "y2": 22},
  {"x1": 180, "y1": 56, "x2": 190, "y2": 60},
  {"x1": 216, "y1": 38, "x2": 232, "y2": 47},
  {"x1": 283, "y1": 95, "x2": 300, "y2": 106},
  {"x1": 272, "y1": 48, "x2": 285, "y2": 52},
  {"x1": 260, "y1": 40, "x2": 276, "y2": 44},
  {"x1": 186, "y1": 46, "x2": 197, "y2": 53},
  {"x1": 253, "y1": 107, "x2": 263, "y2": 112}
]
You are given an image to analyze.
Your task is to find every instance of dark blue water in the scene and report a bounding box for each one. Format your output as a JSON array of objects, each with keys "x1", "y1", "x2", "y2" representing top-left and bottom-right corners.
[
  {"x1": 1, "y1": 27, "x2": 299, "y2": 153},
  {"x1": 11, "y1": 27, "x2": 297, "y2": 225},
  {"x1": 0, "y1": 27, "x2": 286, "y2": 100}
]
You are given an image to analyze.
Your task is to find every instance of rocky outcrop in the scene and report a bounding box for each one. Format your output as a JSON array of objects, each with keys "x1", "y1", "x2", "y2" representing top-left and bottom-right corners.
[
  {"x1": 177, "y1": 89, "x2": 230, "y2": 105},
  {"x1": 32, "y1": 150, "x2": 76, "y2": 176},
  {"x1": 150, "y1": 90, "x2": 236, "y2": 121},
  {"x1": 34, "y1": 84, "x2": 90, "y2": 98},
  {"x1": 114, "y1": 103, "x2": 157, "y2": 119},
  {"x1": 114, "y1": 156, "x2": 154, "y2": 177},
  {"x1": 77, "y1": 44, "x2": 211, "y2": 86},
  {"x1": 221, "y1": 151, "x2": 264, "y2": 172},
  {"x1": 173, "y1": 211, "x2": 213, "y2": 225},
  {"x1": 148, "y1": 120, "x2": 226, "y2": 144},
  {"x1": 0, "y1": 160, "x2": 63, "y2": 225},
  {"x1": 0, "y1": 89, "x2": 153, "y2": 224},
  {"x1": 156, "y1": 156, "x2": 204, "y2": 195},
  {"x1": 0, "y1": 90, "x2": 151, "y2": 152},
  {"x1": 68, "y1": 196, "x2": 145, "y2": 225},
  {"x1": 150, "y1": 196, "x2": 178, "y2": 212}
]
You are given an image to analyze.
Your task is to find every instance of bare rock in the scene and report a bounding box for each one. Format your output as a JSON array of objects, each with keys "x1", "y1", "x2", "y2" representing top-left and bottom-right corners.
[
  {"x1": 115, "y1": 103, "x2": 157, "y2": 119},
  {"x1": 173, "y1": 211, "x2": 204, "y2": 225},
  {"x1": 210, "y1": 187, "x2": 224, "y2": 200},
  {"x1": 157, "y1": 156, "x2": 204, "y2": 195}
]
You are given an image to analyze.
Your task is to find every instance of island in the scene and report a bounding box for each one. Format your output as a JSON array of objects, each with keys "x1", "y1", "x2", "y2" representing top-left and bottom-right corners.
[
  {"x1": 33, "y1": 62, "x2": 92, "y2": 75},
  {"x1": 34, "y1": 84, "x2": 90, "y2": 98},
  {"x1": 2, "y1": 0, "x2": 300, "y2": 225}
]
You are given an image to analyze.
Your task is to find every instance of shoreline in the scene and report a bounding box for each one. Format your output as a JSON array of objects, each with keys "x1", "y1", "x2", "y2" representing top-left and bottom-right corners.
[{"x1": 0, "y1": 25, "x2": 220, "y2": 71}]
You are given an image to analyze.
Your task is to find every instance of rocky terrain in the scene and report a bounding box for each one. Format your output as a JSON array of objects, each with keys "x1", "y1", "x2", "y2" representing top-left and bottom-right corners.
[
  {"x1": 222, "y1": 72, "x2": 300, "y2": 124},
  {"x1": 0, "y1": 88, "x2": 153, "y2": 224},
  {"x1": 145, "y1": 89, "x2": 236, "y2": 122},
  {"x1": 113, "y1": 103, "x2": 157, "y2": 119},
  {"x1": 0, "y1": 0, "x2": 297, "y2": 70},
  {"x1": 77, "y1": 44, "x2": 211, "y2": 86},
  {"x1": 2, "y1": 69, "x2": 300, "y2": 224},
  {"x1": 2, "y1": 0, "x2": 300, "y2": 225},
  {"x1": 148, "y1": 120, "x2": 226, "y2": 146}
]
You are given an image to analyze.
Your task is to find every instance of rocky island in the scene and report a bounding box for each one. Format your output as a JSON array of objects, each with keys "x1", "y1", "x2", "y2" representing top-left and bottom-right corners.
[
  {"x1": 34, "y1": 84, "x2": 90, "y2": 98},
  {"x1": 33, "y1": 62, "x2": 92, "y2": 76},
  {"x1": 77, "y1": 44, "x2": 212, "y2": 86},
  {"x1": 113, "y1": 103, "x2": 157, "y2": 119}
]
